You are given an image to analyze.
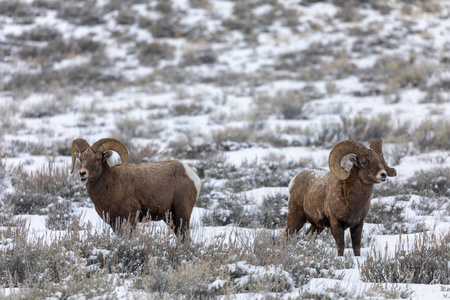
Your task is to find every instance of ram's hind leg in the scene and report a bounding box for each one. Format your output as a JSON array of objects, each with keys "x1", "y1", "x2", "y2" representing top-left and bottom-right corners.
[
  {"x1": 284, "y1": 198, "x2": 307, "y2": 238},
  {"x1": 172, "y1": 215, "x2": 190, "y2": 242},
  {"x1": 168, "y1": 205, "x2": 192, "y2": 243}
]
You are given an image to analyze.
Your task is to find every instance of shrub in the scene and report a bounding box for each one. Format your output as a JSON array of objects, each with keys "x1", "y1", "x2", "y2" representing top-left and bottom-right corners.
[
  {"x1": 18, "y1": 37, "x2": 104, "y2": 66},
  {"x1": 181, "y1": 48, "x2": 217, "y2": 66},
  {"x1": 365, "y1": 199, "x2": 406, "y2": 234},
  {"x1": 225, "y1": 260, "x2": 294, "y2": 293},
  {"x1": 127, "y1": 143, "x2": 171, "y2": 164},
  {"x1": 345, "y1": 113, "x2": 392, "y2": 142},
  {"x1": 369, "y1": 56, "x2": 436, "y2": 95},
  {"x1": 194, "y1": 178, "x2": 215, "y2": 208},
  {"x1": 0, "y1": 1, "x2": 38, "y2": 23},
  {"x1": 411, "y1": 119, "x2": 450, "y2": 151},
  {"x1": 364, "y1": 283, "x2": 414, "y2": 299},
  {"x1": 335, "y1": 4, "x2": 362, "y2": 22},
  {"x1": 399, "y1": 0, "x2": 441, "y2": 15},
  {"x1": 169, "y1": 102, "x2": 210, "y2": 116},
  {"x1": 22, "y1": 98, "x2": 72, "y2": 118},
  {"x1": 201, "y1": 70, "x2": 269, "y2": 87},
  {"x1": 103, "y1": 0, "x2": 146, "y2": 12},
  {"x1": 45, "y1": 197, "x2": 75, "y2": 230},
  {"x1": 244, "y1": 230, "x2": 354, "y2": 287},
  {"x1": 56, "y1": 65, "x2": 121, "y2": 91},
  {"x1": 371, "y1": 180, "x2": 405, "y2": 198},
  {"x1": 360, "y1": 232, "x2": 450, "y2": 284},
  {"x1": 201, "y1": 193, "x2": 253, "y2": 227},
  {"x1": 57, "y1": 0, "x2": 104, "y2": 25},
  {"x1": 209, "y1": 124, "x2": 294, "y2": 150},
  {"x1": 114, "y1": 116, "x2": 146, "y2": 138},
  {"x1": 221, "y1": 1, "x2": 277, "y2": 37},
  {"x1": 3, "y1": 64, "x2": 122, "y2": 96},
  {"x1": 168, "y1": 140, "x2": 213, "y2": 160},
  {"x1": 18, "y1": 272, "x2": 119, "y2": 299},
  {"x1": 224, "y1": 154, "x2": 308, "y2": 193},
  {"x1": 212, "y1": 126, "x2": 253, "y2": 148},
  {"x1": 405, "y1": 167, "x2": 450, "y2": 197},
  {"x1": 277, "y1": 91, "x2": 309, "y2": 120},
  {"x1": 1, "y1": 218, "x2": 119, "y2": 298},
  {"x1": 138, "y1": 260, "x2": 226, "y2": 298},
  {"x1": 5, "y1": 191, "x2": 56, "y2": 215},
  {"x1": 0, "y1": 217, "x2": 67, "y2": 287},
  {"x1": 222, "y1": 12, "x2": 253, "y2": 35},
  {"x1": 149, "y1": 16, "x2": 180, "y2": 38},
  {"x1": 69, "y1": 37, "x2": 104, "y2": 54},
  {"x1": 11, "y1": 25, "x2": 61, "y2": 41},
  {"x1": 116, "y1": 9, "x2": 136, "y2": 25},
  {"x1": 192, "y1": 152, "x2": 236, "y2": 180},
  {"x1": 420, "y1": 84, "x2": 449, "y2": 104},
  {"x1": 254, "y1": 90, "x2": 312, "y2": 121},
  {"x1": 145, "y1": 66, "x2": 190, "y2": 84},
  {"x1": 0, "y1": 209, "x2": 356, "y2": 298},
  {"x1": 137, "y1": 15, "x2": 153, "y2": 30},
  {"x1": 138, "y1": 42, "x2": 175, "y2": 67},
  {"x1": 4, "y1": 163, "x2": 88, "y2": 215},
  {"x1": 2, "y1": 139, "x2": 47, "y2": 157},
  {"x1": 32, "y1": 0, "x2": 61, "y2": 10},
  {"x1": 410, "y1": 196, "x2": 447, "y2": 216},
  {"x1": 189, "y1": 0, "x2": 210, "y2": 9},
  {"x1": 0, "y1": 158, "x2": 9, "y2": 197},
  {"x1": 257, "y1": 192, "x2": 288, "y2": 229},
  {"x1": 300, "y1": 282, "x2": 356, "y2": 300},
  {"x1": 3, "y1": 71, "x2": 50, "y2": 95},
  {"x1": 301, "y1": 120, "x2": 347, "y2": 147},
  {"x1": 276, "y1": 40, "x2": 345, "y2": 72}
]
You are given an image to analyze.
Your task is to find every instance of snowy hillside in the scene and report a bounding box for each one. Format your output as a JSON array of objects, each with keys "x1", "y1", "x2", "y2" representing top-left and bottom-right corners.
[{"x1": 0, "y1": 0, "x2": 449, "y2": 299}]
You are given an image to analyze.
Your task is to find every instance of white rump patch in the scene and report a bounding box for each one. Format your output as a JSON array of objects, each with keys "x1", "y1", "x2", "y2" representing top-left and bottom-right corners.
[
  {"x1": 182, "y1": 162, "x2": 202, "y2": 198},
  {"x1": 288, "y1": 173, "x2": 298, "y2": 192}
]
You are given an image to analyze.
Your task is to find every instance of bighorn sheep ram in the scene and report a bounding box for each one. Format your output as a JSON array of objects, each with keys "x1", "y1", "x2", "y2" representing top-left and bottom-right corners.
[
  {"x1": 284, "y1": 139, "x2": 396, "y2": 256},
  {"x1": 71, "y1": 138, "x2": 201, "y2": 240}
]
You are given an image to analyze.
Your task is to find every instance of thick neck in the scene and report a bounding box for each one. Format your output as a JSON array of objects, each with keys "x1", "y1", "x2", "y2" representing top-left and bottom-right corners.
[
  {"x1": 86, "y1": 163, "x2": 111, "y2": 199},
  {"x1": 342, "y1": 168, "x2": 373, "y2": 211}
]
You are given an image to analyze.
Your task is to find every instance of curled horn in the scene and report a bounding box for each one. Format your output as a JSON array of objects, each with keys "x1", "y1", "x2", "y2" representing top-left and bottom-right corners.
[
  {"x1": 71, "y1": 139, "x2": 90, "y2": 174},
  {"x1": 91, "y1": 138, "x2": 128, "y2": 167},
  {"x1": 329, "y1": 140, "x2": 368, "y2": 180},
  {"x1": 369, "y1": 139, "x2": 397, "y2": 177}
]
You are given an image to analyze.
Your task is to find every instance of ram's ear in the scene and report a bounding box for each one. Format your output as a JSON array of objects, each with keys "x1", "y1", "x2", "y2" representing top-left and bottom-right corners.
[
  {"x1": 349, "y1": 154, "x2": 360, "y2": 168},
  {"x1": 102, "y1": 150, "x2": 113, "y2": 162}
]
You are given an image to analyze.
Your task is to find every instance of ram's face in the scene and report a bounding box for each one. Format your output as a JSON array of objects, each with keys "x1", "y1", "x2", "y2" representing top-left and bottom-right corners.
[
  {"x1": 77, "y1": 149, "x2": 107, "y2": 182},
  {"x1": 350, "y1": 152, "x2": 387, "y2": 184}
]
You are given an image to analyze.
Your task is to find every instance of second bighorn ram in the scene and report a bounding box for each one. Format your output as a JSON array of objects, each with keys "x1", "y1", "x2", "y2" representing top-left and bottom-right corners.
[
  {"x1": 284, "y1": 139, "x2": 396, "y2": 256},
  {"x1": 71, "y1": 138, "x2": 201, "y2": 240}
]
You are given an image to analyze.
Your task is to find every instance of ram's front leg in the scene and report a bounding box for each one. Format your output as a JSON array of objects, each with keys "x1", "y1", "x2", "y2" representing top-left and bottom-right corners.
[
  {"x1": 350, "y1": 221, "x2": 364, "y2": 256},
  {"x1": 330, "y1": 220, "x2": 345, "y2": 256}
]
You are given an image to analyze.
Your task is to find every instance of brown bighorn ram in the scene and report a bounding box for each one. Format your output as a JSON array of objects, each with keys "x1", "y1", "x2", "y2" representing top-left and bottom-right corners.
[
  {"x1": 71, "y1": 138, "x2": 201, "y2": 240},
  {"x1": 284, "y1": 139, "x2": 397, "y2": 256}
]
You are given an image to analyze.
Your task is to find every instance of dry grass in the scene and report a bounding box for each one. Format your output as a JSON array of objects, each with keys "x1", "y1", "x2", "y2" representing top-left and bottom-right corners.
[
  {"x1": 3, "y1": 163, "x2": 87, "y2": 223},
  {"x1": 0, "y1": 214, "x2": 355, "y2": 298},
  {"x1": 359, "y1": 232, "x2": 450, "y2": 284}
]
